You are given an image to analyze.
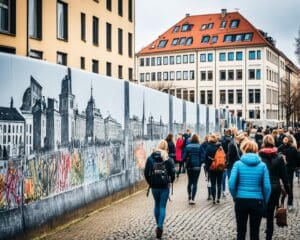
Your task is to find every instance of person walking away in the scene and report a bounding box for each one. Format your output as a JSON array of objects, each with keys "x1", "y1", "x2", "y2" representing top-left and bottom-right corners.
[
  {"x1": 165, "y1": 133, "x2": 176, "y2": 161},
  {"x1": 278, "y1": 135, "x2": 299, "y2": 211},
  {"x1": 229, "y1": 140, "x2": 271, "y2": 240},
  {"x1": 259, "y1": 135, "x2": 290, "y2": 240},
  {"x1": 175, "y1": 133, "x2": 184, "y2": 178},
  {"x1": 200, "y1": 136, "x2": 211, "y2": 200},
  {"x1": 144, "y1": 140, "x2": 175, "y2": 239},
  {"x1": 255, "y1": 128, "x2": 264, "y2": 150},
  {"x1": 182, "y1": 129, "x2": 192, "y2": 173},
  {"x1": 227, "y1": 133, "x2": 246, "y2": 178},
  {"x1": 205, "y1": 134, "x2": 226, "y2": 204},
  {"x1": 271, "y1": 129, "x2": 280, "y2": 148},
  {"x1": 183, "y1": 134, "x2": 202, "y2": 204},
  {"x1": 221, "y1": 129, "x2": 232, "y2": 197}
]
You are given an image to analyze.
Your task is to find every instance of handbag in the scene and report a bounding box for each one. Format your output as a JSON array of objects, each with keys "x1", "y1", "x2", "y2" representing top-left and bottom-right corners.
[{"x1": 275, "y1": 206, "x2": 288, "y2": 227}]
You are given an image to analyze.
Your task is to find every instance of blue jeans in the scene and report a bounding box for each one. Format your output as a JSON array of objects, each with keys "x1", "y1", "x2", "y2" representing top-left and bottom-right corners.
[
  {"x1": 187, "y1": 169, "x2": 201, "y2": 200},
  {"x1": 210, "y1": 171, "x2": 223, "y2": 201},
  {"x1": 152, "y1": 188, "x2": 170, "y2": 229},
  {"x1": 222, "y1": 169, "x2": 227, "y2": 192}
]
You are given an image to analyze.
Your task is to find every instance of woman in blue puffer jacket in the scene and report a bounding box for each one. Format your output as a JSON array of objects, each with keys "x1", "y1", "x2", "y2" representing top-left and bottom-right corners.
[{"x1": 229, "y1": 140, "x2": 271, "y2": 240}]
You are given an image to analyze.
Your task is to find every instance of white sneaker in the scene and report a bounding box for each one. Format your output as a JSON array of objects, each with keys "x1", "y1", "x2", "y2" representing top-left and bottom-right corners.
[
  {"x1": 189, "y1": 200, "x2": 196, "y2": 205},
  {"x1": 288, "y1": 205, "x2": 293, "y2": 211}
]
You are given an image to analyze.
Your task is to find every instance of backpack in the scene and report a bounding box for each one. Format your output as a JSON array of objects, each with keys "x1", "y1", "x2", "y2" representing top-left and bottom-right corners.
[
  {"x1": 210, "y1": 147, "x2": 226, "y2": 171},
  {"x1": 150, "y1": 152, "x2": 169, "y2": 187}
]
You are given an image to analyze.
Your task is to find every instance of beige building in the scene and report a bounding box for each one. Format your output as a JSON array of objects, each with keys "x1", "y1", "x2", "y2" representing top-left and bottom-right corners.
[{"x1": 0, "y1": 0, "x2": 135, "y2": 80}]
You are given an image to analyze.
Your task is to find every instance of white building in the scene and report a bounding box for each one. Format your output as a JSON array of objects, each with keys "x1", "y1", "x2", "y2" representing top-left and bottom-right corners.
[{"x1": 136, "y1": 10, "x2": 300, "y2": 126}]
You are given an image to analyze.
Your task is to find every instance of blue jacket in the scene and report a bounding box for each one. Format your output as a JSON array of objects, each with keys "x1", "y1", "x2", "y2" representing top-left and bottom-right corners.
[
  {"x1": 183, "y1": 143, "x2": 202, "y2": 168},
  {"x1": 229, "y1": 153, "x2": 271, "y2": 203}
]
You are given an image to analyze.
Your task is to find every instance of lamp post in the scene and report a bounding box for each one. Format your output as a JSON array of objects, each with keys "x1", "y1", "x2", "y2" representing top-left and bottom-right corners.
[{"x1": 150, "y1": 115, "x2": 154, "y2": 141}]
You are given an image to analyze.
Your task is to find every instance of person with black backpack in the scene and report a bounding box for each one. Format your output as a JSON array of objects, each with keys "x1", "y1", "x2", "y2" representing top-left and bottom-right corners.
[
  {"x1": 144, "y1": 140, "x2": 175, "y2": 239},
  {"x1": 183, "y1": 134, "x2": 202, "y2": 205},
  {"x1": 221, "y1": 129, "x2": 232, "y2": 197},
  {"x1": 259, "y1": 135, "x2": 290, "y2": 240}
]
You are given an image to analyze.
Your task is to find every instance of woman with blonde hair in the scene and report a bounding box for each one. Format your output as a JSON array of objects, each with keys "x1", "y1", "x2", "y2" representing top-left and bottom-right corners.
[
  {"x1": 144, "y1": 140, "x2": 175, "y2": 238},
  {"x1": 229, "y1": 140, "x2": 271, "y2": 240}
]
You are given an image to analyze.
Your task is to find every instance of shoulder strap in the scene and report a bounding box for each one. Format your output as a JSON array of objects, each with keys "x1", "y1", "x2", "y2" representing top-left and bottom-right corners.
[{"x1": 234, "y1": 141, "x2": 241, "y2": 159}]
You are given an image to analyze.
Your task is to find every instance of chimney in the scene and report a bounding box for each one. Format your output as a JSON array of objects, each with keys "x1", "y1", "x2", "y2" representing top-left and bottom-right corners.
[
  {"x1": 221, "y1": 9, "x2": 227, "y2": 18},
  {"x1": 10, "y1": 97, "x2": 14, "y2": 108},
  {"x1": 186, "y1": 13, "x2": 190, "y2": 17}
]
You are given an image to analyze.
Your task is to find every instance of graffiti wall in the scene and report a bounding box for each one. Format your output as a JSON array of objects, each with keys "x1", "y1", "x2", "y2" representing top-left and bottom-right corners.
[{"x1": 0, "y1": 53, "x2": 233, "y2": 214}]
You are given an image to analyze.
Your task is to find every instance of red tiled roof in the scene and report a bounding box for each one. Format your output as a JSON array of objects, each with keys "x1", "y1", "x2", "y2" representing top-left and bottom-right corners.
[{"x1": 138, "y1": 12, "x2": 271, "y2": 55}]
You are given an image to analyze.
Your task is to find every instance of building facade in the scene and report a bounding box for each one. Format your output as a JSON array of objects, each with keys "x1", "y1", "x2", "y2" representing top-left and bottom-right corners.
[
  {"x1": 136, "y1": 10, "x2": 300, "y2": 126},
  {"x1": 0, "y1": 0, "x2": 135, "y2": 80}
]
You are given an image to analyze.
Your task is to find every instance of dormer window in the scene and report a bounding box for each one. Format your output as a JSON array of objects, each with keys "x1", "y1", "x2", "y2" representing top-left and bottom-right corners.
[
  {"x1": 230, "y1": 20, "x2": 240, "y2": 29},
  {"x1": 244, "y1": 33, "x2": 253, "y2": 41},
  {"x1": 182, "y1": 23, "x2": 193, "y2": 32},
  {"x1": 157, "y1": 39, "x2": 168, "y2": 48},
  {"x1": 172, "y1": 38, "x2": 179, "y2": 45},
  {"x1": 220, "y1": 21, "x2": 226, "y2": 29},
  {"x1": 179, "y1": 37, "x2": 186, "y2": 45},
  {"x1": 224, "y1": 35, "x2": 234, "y2": 42},
  {"x1": 201, "y1": 35, "x2": 210, "y2": 43},
  {"x1": 186, "y1": 37, "x2": 193, "y2": 45},
  {"x1": 207, "y1": 23, "x2": 214, "y2": 29},
  {"x1": 173, "y1": 26, "x2": 180, "y2": 33},
  {"x1": 211, "y1": 36, "x2": 218, "y2": 43},
  {"x1": 200, "y1": 24, "x2": 207, "y2": 30},
  {"x1": 235, "y1": 34, "x2": 243, "y2": 42}
]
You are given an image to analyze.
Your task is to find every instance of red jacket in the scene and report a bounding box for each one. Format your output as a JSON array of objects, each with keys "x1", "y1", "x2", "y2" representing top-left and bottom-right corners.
[{"x1": 175, "y1": 138, "x2": 184, "y2": 162}]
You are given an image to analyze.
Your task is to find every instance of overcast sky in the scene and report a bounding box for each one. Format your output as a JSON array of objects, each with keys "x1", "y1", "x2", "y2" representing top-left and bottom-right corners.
[{"x1": 136, "y1": 0, "x2": 300, "y2": 66}]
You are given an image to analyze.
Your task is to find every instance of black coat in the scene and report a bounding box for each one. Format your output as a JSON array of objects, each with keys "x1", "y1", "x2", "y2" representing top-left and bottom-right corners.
[
  {"x1": 167, "y1": 140, "x2": 176, "y2": 160},
  {"x1": 204, "y1": 142, "x2": 218, "y2": 170},
  {"x1": 227, "y1": 140, "x2": 242, "y2": 170},
  {"x1": 278, "y1": 144, "x2": 299, "y2": 173}
]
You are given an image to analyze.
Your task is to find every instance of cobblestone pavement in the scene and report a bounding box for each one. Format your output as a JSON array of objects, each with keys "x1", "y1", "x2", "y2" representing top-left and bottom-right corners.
[{"x1": 42, "y1": 173, "x2": 300, "y2": 240}]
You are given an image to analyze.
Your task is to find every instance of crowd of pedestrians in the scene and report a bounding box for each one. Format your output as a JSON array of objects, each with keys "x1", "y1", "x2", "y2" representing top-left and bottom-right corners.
[{"x1": 144, "y1": 126, "x2": 300, "y2": 239}]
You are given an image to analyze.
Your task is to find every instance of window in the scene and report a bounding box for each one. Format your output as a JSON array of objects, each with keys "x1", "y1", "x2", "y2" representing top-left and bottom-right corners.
[
  {"x1": 208, "y1": 37, "x2": 217, "y2": 47},
  {"x1": 230, "y1": 20, "x2": 240, "y2": 28},
  {"x1": 183, "y1": 71, "x2": 188, "y2": 80},
  {"x1": 128, "y1": 33, "x2": 133, "y2": 57},
  {"x1": 249, "y1": 69, "x2": 255, "y2": 80},
  {"x1": 163, "y1": 56, "x2": 168, "y2": 65},
  {"x1": 186, "y1": 37, "x2": 193, "y2": 45},
  {"x1": 228, "y1": 90, "x2": 234, "y2": 104},
  {"x1": 158, "y1": 40, "x2": 168, "y2": 48},
  {"x1": 183, "y1": 55, "x2": 188, "y2": 63},
  {"x1": 200, "y1": 54, "x2": 206, "y2": 62},
  {"x1": 170, "y1": 71, "x2": 175, "y2": 80},
  {"x1": 80, "y1": 13, "x2": 86, "y2": 41},
  {"x1": 29, "y1": 0, "x2": 42, "y2": 39},
  {"x1": 201, "y1": 35, "x2": 210, "y2": 43},
  {"x1": 207, "y1": 91, "x2": 213, "y2": 105},
  {"x1": 200, "y1": 24, "x2": 207, "y2": 30},
  {"x1": 200, "y1": 91, "x2": 206, "y2": 104},
  {"x1": 190, "y1": 71, "x2": 195, "y2": 80},
  {"x1": 207, "y1": 71, "x2": 213, "y2": 81},
  {"x1": 248, "y1": 89, "x2": 254, "y2": 103},
  {"x1": 255, "y1": 89, "x2": 261, "y2": 103},
  {"x1": 80, "y1": 57, "x2": 85, "y2": 69},
  {"x1": 128, "y1": 68, "x2": 133, "y2": 81},
  {"x1": 146, "y1": 58, "x2": 150, "y2": 66},
  {"x1": 220, "y1": 20, "x2": 226, "y2": 29},
  {"x1": 182, "y1": 23, "x2": 192, "y2": 32},
  {"x1": 236, "y1": 51, "x2": 243, "y2": 61},
  {"x1": 207, "y1": 53, "x2": 213, "y2": 62},
  {"x1": 183, "y1": 90, "x2": 188, "y2": 101},
  {"x1": 140, "y1": 58, "x2": 144, "y2": 66},
  {"x1": 172, "y1": 38, "x2": 179, "y2": 45},
  {"x1": 57, "y1": 51, "x2": 67, "y2": 65},
  {"x1": 1, "y1": 0, "x2": 15, "y2": 33},
  {"x1": 106, "y1": 0, "x2": 112, "y2": 11},
  {"x1": 201, "y1": 71, "x2": 206, "y2": 81},
  {"x1": 176, "y1": 71, "x2": 181, "y2": 80},
  {"x1": 128, "y1": 0, "x2": 133, "y2": 22},
  {"x1": 151, "y1": 57, "x2": 155, "y2": 66},
  {"x1": 163, "y1": 72, "x2": 168, "y2": 81},
  {"x1": 220, "y1": 90, "x2": 226, "y2": 104},
  {"x1": 92, "y1": 59, "x2": 99, "y2": 73},
  {"x1": 157, "y1": 57, "x2": 162, "y2": 65},
  {"x1": 249, "y1": 110, "x2": 255, "y2": 119},
  {"x1": 118, "y1": 0, "x2": 123, "y2": 16},
  {"x1": 151, "y1": 72, "x2": 156, "y2": 81},
  {"x1": 92, "y1": 16, "x2": 99, "y2": 45},
  {"x1": 118, "y1": 28, "x2": 123, "y2": 55},
  {"x1": 235, "y1": 34, "x2": 243, "y2": 42},
  {"x1": 177, "y1": 89, "x2": 182, "y2": 99},
  {"x1": 190, "y1": 90, "x2": 195, "y2": 102},
  {"x1": 176, "y1": 55, "x2": 181, "y2": 64},
  {"x1": 179, "y1": 37, "x2": 186, "y2": 45},
  {"x1": 236, "y1": 89, "x2": 243, "y2": 104},
  {"x1": 106, "y1": 62, "x2": 111, "y2": 76},
  {"x1": 219, "y1": 53, "x2": 226, "y2": 61},
  {"x1": 207, "y1": 23, "x2": 214, "y2": 29},
  {"x1": 57, "y1": 1, "x2": 68, "y2": 40},
  {"x1": 228, "y1": 52, "x2": 234, "y2": 61},
  {"x1": 189, "y1": 54, "x2": 195, "y2": 63},
  {"x1": 224, "y1": 35, "x2": 233, "y2": 42},
  {"x1": 157, "y1": 72, "x2": 162, "y2": 81},
  {"x1": 146, "y1": 73, "x2": 150, "y2": 81},
  {"x1": 257, "y1": 50, "x2": 261, "y2": 60},
  {"x1": 106, "y1": 22, "x2": 112, "y2": 50},
  {"x1": 256, "y1": 69, "x2": 261, "y2": 80},
  {"x1": 0, "y1": 46, "x2": 15, "y2": 54},
  {"x1": 228, "y1": 70, "x2": 234, "y2": 80},
  {"x1": 173, "y1": 26, "x2": 180, "y2": 33},
  {"x1": 244, "y1": 33, "x2": 253, "y2": 41},
  {"x1": 29, "y1": 49, "x2": 43, "y2": 59},
  {"x1": 249, "y1": 51, "x2": 256, "y2": 60},
  {"x1": 236, "y1": 69, "x2": 243, "y2": 80},
  {"x1": 220, "y1": 70, "x2": 226, "y2": 80},
  {"x1": 117, "y1": 65, "x2": 123, "y2": 79}
]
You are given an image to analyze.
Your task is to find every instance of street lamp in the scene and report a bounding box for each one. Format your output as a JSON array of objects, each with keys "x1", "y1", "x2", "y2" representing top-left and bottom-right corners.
[{"x1": 150, "y1": 114, "x2": 154, "y2": 141}]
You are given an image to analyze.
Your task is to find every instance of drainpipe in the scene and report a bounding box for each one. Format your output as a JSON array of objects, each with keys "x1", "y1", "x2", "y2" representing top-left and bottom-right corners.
[
  {"x1": 196, "y1": 50, "x2": 199, "y2": 104},
  {"x1": 26, "y1": 0, "x2": 29, "y2": 57},
  {"x1": 214, "y1": 49, "x2": 217, "y2": 108}
]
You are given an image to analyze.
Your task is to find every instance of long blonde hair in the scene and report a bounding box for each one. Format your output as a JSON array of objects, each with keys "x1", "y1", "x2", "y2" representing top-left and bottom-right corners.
[{"x1": 154, "y1": 140, "x2": 169, "y2": 160}]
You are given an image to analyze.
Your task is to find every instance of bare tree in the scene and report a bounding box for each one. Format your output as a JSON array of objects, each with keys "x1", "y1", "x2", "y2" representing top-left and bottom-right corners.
[{"x1": 296, "y1": 27, "x2": 300, "y2": 64}]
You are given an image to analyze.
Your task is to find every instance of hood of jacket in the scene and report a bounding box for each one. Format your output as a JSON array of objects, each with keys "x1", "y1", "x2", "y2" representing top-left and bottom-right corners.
[
  {"x1": 240, "y1": 153, "x2": 261, "y2": 166},
  {"x1": 259, "y1": 147, "x2": 278, "y2": 158},
  {"x1": 152, "y1": 149, "x2": 169, "y2": 161}
]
